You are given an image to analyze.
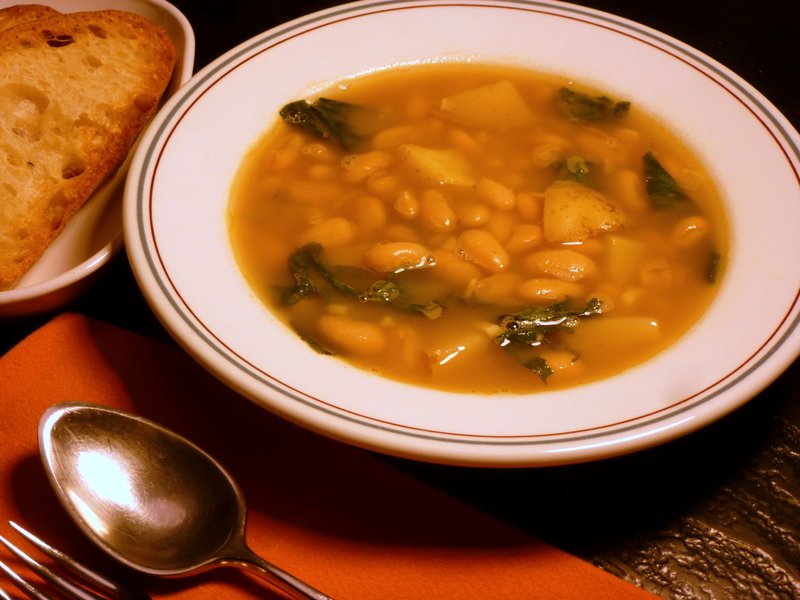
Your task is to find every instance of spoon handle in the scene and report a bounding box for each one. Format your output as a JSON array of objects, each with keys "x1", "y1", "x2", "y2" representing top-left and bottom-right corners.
[{"x1": 224, "y1": 546, "x2": 334, "y2": 600}]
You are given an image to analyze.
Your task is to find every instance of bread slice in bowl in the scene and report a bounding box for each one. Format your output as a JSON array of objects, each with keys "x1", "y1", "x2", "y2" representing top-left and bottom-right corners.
[{"x1": 0, "y1": 8, "x2": 176, "y2": 289}]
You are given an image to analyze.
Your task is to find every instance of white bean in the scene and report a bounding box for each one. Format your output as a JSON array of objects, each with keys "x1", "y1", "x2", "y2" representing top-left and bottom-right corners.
[
  {"x1": 457, "y1": 229, "x2": 509, "y2": 273},
  {"x1": 318, "y1": 314, "x2": 386, "y2": 356},
  {"x1": 363, "y1": 241, "x2": 433, "y2": 273}
]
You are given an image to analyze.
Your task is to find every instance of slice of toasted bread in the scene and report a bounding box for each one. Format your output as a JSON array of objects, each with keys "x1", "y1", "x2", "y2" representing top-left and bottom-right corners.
[
  {"x1": 0, "y1": 4, "x2": 60, "y2": 32},
  {"x1": 0, "y1": 9, "x2": 176, "y2": 290}
]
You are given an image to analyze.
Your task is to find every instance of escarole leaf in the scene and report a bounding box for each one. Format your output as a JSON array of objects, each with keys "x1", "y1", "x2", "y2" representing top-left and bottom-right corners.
[
  {"x1": 526, "y1": 356, "x2": 555, "y2": 383},
  {"x1": 495, "y1": 298, "x2": 604, "y2": 382},
  {"x1": 643, "y1": 151, "x2": 689, "y2": 209},
  {"x1": 282, "y1": 246, "x2": 317, "y2": 306},
  {"x1": 496, "y1": 297, "x2": 605, "y2": 347},
  {"x1": 279, "y1": 98, "x2": 383, "y2": 151},
  {"x1": 556, "y1": 87, "x2": 630, "y2": 122},
  {"x1": 280, "y1": 100, "x2": 334, "y2": 141},
  {"x1": 282, "y1": 243, "x2": 442, "y2": 319}
]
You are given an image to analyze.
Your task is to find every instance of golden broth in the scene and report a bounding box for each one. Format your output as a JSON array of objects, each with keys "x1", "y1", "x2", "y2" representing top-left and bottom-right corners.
[{"x1": 228, "y1": 63, "x2": 727, "y2": 393}]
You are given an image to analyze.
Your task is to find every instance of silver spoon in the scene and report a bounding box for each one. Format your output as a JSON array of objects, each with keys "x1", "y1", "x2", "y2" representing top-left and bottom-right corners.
[{"x1": 38, "y1": 402, "x2": 333, "y2": 600}]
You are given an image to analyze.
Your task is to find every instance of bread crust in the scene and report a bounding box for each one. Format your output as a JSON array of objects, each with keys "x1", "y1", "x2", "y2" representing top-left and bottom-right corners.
[
  {"x1": 0, "y1": 9, "x2": 176, "y2": 289},
  {"x1": 0, "y1": 4, "x2": 60, "y2": 32}
]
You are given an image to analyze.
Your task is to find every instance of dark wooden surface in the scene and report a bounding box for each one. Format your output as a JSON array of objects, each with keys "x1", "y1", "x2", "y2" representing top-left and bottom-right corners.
[{"x1": 3, "y1": 1, "x2": 799, "y2": 597}]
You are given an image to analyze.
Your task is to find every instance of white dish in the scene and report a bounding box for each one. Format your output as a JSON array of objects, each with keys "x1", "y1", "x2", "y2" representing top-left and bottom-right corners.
[
  {"x1": 0, "y1": 0, "x2": 194, "y2": 318},
  {"x1": 124, "y1": 0, "x2": 800, "y2": 467}
]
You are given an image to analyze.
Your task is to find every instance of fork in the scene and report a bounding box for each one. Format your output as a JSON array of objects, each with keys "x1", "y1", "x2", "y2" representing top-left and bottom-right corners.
[{"x1": 0, "y1": 521, "x2": 149, "y2": 600}]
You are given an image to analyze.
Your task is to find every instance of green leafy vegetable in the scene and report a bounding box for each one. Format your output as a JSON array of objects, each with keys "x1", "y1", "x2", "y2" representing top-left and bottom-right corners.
[
  {"x1": 280, "y1": 100, "x2": 336, "y2": 141},
  {"x1": 495, "y1": 298, "x2": 604, "y2": 382},
  {"x1": 281, "y1": 245, "x2": 318, "y2": 305},
  {"x1": 525, "y1": 356, "x2": 555, "y2": 383},
  {"x1": 496, "y1": 297, "x2": 605, "y2": 347},
  {"x1": 279, "y1": 97, "x2": 381, "y2": 151},
  {"x1": 283, "y1": 243, "x2": 442, "y2": 319},
  {"x1": 643, "y1": 151, "x2": 688, "y2": 209},
  {"x1": 556, "y1": 87, "x2": 630, "y2": 122}
]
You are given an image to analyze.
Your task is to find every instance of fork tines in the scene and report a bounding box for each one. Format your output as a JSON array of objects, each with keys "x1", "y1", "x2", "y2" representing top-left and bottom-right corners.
[{"x1": 0, "y1": 521, "x2": 149, "y2": 599}]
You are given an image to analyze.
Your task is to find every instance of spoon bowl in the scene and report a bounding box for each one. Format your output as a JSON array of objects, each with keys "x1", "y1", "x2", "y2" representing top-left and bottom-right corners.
[{"x1": 38, "y1": 402, "x2": 332, "y2": 599}]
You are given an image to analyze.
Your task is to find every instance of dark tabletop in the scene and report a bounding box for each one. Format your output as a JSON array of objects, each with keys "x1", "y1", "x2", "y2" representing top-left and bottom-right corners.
[{"x1": 3, "y1": 1, "x2": 799, "y2": 598}]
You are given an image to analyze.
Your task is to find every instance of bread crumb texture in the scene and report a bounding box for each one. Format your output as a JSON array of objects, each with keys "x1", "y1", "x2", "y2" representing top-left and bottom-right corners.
[{"x1": 0, "y1": 7, "x2": 176, "y2": 289}]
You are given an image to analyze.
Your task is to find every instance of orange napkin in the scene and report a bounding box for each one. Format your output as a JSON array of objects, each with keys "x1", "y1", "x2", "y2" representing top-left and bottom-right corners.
[{"x1": 0, "y1": 313, "x2": 655, "y2": 599}]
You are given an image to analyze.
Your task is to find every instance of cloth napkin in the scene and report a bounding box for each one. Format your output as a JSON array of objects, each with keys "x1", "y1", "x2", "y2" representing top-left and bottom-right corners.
[{"x1": 0, "y1": 313, "x2": 655, "y2": 599}]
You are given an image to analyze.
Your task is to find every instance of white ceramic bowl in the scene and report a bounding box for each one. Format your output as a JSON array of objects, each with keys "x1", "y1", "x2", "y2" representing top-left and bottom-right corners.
[
  {"x1": 124, "y1": 0, "x2": 800, "y2": 467},
  {"x1": 0, "y1": 0, "x2": 194, "y2": 318}
]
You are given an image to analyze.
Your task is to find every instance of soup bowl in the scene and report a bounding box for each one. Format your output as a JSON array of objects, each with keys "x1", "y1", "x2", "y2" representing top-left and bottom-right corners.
[{"x1": 123, "y1": 0, "x2": 800, "y2": 467}]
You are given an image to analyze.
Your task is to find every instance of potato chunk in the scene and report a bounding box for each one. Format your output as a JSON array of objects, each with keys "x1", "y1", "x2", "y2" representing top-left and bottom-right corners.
[
  {"x1": 542, "y1": 181, "x2": 626, "y2": 243},
  {"x1": 440, "y1": 80, "x2": 535, "y2": 130},
  {"x1": 606, "y1": 235, "x2": 648, "y2": 284},
  {"x1": 397, "y1": 144, "x2": 476, "y2": 186},
  {"x1": 566, "y1": 316, "x2": 660, "y2": 357}
]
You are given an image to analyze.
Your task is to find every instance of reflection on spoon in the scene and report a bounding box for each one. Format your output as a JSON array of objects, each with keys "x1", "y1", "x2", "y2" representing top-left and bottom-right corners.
[{"x1": 38, "y1": 402, "x2": 333, "y2": 600}]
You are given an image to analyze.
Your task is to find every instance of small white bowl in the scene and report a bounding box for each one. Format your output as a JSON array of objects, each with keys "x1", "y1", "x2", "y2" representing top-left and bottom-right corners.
[
  {"x1": 0, "y1": 0, "x2": 195, "y2": 318},
  {"x1": 124, "y1": 0, "x2": 800, "y2": 467}
]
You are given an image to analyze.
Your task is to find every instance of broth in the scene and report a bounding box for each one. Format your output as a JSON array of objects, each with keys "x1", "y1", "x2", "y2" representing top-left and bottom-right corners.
[{"x1": 229, "y1": 63, "x2": 727, "y2": 393}]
